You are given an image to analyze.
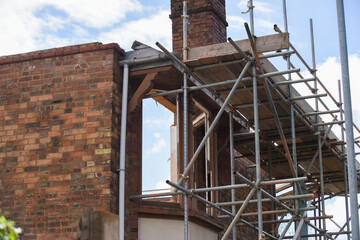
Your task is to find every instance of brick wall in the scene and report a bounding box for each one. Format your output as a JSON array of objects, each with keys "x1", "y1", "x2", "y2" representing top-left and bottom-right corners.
[
  {"x1": 217, "y1": 150, "x2": 273, "y2": 238},
  {"x1": 0, "y1": 42, "x2": 125, "y2": 240},
  {"x1": 170, "y1": 0, "x2": 228, "y2": 53},
  {"x1": 217, "y1": 131, "x2": 272, "y2": 239}
]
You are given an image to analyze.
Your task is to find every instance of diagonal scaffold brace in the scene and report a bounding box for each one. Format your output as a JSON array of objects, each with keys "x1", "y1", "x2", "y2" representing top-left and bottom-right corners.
[{"x1": 165, "y1": 180, "x2": 276, "y2": 239}]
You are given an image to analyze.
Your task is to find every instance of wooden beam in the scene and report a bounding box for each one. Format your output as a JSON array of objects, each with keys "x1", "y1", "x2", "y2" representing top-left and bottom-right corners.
[
  {"x1": 186, "y1": 33, "x2": 289, "y2": 61},
  {"x1": 129, "y1": 66, "x2": 172, "y2": 77},
  {"x1": 147, "y1": 89, "x2": 177, "y2": 113},
  {"x1": 128, "y1": 72, "x2": 158, "y2": 113}
]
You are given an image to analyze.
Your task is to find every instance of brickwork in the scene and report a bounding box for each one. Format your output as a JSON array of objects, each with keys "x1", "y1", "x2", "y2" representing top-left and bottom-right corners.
[
  {"x1": 0, "y1": 1, "x2": 276, "y2": 238},
  {"x1": 0, "y1": 42, "x2": 125, "y2": 240},
  {"x1": 124, "y1": 106, "x2": 143, "y2": 240},
  {"x1": 217, "y1": 146, "x2": 272, "y2": 239},
  {"x1": 170, "y1": 0, "x2": 228, "y2": 53}
]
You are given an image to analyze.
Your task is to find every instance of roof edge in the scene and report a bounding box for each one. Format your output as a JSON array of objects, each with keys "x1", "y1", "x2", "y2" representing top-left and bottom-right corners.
[{"x1": 0, "y1": 42, "x2": 125, "y2": 65}]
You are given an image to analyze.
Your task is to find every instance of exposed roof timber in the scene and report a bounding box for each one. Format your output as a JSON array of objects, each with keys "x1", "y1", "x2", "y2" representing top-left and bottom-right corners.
[
  {"x1": 124, "y1": 41, "x2": 249, "y2": 128},
  {"x1": 148, "y1": 89, "x2": 177, "y2": 113},
  {"x1": 187, "y1": 33, "x2": 289, "y2": 61},
  {"x1": 157, "y1": 42, "x2": 250, "y2": 129}
]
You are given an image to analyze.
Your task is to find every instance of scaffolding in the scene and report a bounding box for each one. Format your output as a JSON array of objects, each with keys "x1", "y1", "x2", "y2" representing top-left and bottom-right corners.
[{"x1": 126, "y1": 0, "x2": 359, "y2": 239}]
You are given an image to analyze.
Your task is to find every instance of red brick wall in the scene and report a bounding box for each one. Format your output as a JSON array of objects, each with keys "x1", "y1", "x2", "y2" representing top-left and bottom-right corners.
[
  {"x1": 124, "y1": 107, "x2": 142, "y2": 240},
  {"x1": 0, "y1": 43, "x2": 124, "y2": 240},
  {"x1": 170, "y1": 0, "x2": 228, "y2": 53},
  {"x1": 217, "y1": 132, "x2": 271, "y2": 239}
]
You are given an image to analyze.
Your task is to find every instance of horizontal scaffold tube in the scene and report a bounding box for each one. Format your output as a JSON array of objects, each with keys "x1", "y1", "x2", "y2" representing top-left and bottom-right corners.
[
  {"x1": 176, "y1": 61, "x2": 252, "y2": 188},
  {"x1": 259, "y1": 50, "x2": 295, "y2": 59},
  {"x1": 192, "y1": 51, "x2": 296, "y2": 72},
  {"x1": 191, "y1": 176, "x2": 308, "y2": 193},
  {"x1": 302, "y1": 109, "x2": 341, "y2": 117},
  {"x1": 217, "y1": 193, "x2": 315, "y2": 207},
  {"x1": 238, "y1": 215, "x2": 333, "y2": 225},
  {"x1": 235, "y1": 172, "x2": 295, "y2": 214},
  {"x1": 274, "y1": 77, "x2": 315, "y2": 85},
  {"x1": 312, "y1": 120, "x2": 344, "y2": 127},
  {"x1": 129, "y1": 191, "x2": 181, "y2": 199},
  {"x1": 166, "y1": 180, "x2": 276, "y2": 239},
  {"x1": 218, "y1": 206, "x2": 316, "y2": 218},
  {"x1": 289, "y1": 93, "x2": 327, "y2": 101},
  {"x1": 281, "y1": 231, "x2": 351, "y2": 239},
  {"x1": 144, "y1": 68, "x2": 300, "y2": 99},
  {"x1": 155, "y1": 41, "x2": 248, "y2": 127}
]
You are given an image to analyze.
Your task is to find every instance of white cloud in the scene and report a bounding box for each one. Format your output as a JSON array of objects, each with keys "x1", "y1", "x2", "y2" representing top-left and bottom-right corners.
[
  {"x1": 228, "y1": 14, "x2": 274, "y2": 35},
  {"x1": 72, "y1": 25, "x2": 88, "y2": 37},
  {"x1": 43, "y1": 14, "x2": 67, "y2": 32},
  {"x1": 238, "y1": 0, "x2": 273, "y2": 14},
  {"x1": 292, "y1": 54, "x2": 360, "y2": 141},
  {"x1": 290, "y1": 55, "x2": 360, "y2": 239},
  {"x1": 155, "y1": 178, "x2": 171, "y2": 190},
  {"x1": 326, "y1": 197, "x2": 347, "y2": 236},
  {"x1": 348, "y1": 54, "x2": 360, "y2": 126},
  {"x1": 256, "y1": 18, "x2": 275, "y2": 32},
  {"x1": 99, "y1": 10, "x2": 171, "y2": 51},
  {"x1": 278, "y1": 196, "x2": 357, "y2": 239},
  {"x1": 0, "y1": 1, "x2": 48, "y2": 55},
  {"x1": 145, "y1": 133, "x2": 167, "y2": 155},
  {"x1": 37, "y1": 35, "x2": 71, "y2": 51},
  {"x1": 142, "y1": 178, "x2": 170, "y2": 193},
  {"x1": 230, "y1": 1, "x2": 275, "y2": 35},
  {"x1": 227, "y1": 15, "x2": 246, "y2": 30},
  {"x1": 144, "y1": 114, "x2": 174, "y2": 128},
  {"x1": 0, "y1": 0, "x2": 142, "y2": 56},
  {"x1": 50, "y1": 0, "x2": 142, "y2": 28},
  {"x1": 325, "y1": 195, "x2": 360, "y2": 240},
  {"x1": 318, "y1": 55, "x2": 360, "y2": 126}
]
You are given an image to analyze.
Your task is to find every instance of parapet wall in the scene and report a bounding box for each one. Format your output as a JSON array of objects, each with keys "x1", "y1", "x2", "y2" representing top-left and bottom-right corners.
[{"x1": 0, "y1": 42, "x2": 123, "y2": 240}]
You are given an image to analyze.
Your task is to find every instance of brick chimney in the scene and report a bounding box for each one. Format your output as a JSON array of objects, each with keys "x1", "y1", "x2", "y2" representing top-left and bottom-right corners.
[{"x1": 170, "y1": 0, "x2": 228, "y2": 53}]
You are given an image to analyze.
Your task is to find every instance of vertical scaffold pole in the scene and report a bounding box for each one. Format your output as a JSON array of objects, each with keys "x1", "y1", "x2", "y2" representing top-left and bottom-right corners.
[
  {"x1": 310, "y1": 18, "x2": 326, "y2": 240},
  {"x1": 249, "y1": 1, "x2": 262, "y2": 239},
  {"x1": 229, "y1": 112, "x2": 237, "y2": 239},
  {"x1": 338, "y1": 79, "x2": 350, "y2": 240},
  {"x1": 336, "y1": 1, "x2": 360, "y2": 238},
  {"x1": 282, "y1": 0, "x2": 297, "y2": 173},
  {"x1": 182, "y1": 2, "x2": 189, "y2": 240},
  {"x1": 282, "y1": 1, "x2": 302, "y2": 238},
  {"x1": 268, "y1": 147, "x2": 275, "y2": 235},
  {"x1": 313, "y1": 198, "x2": 318, "y2": 240}
]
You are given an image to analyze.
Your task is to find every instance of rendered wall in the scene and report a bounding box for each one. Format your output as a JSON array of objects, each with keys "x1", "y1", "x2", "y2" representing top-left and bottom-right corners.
[
  {"x1": 78, "y1": 210, "x2": 119, "y2": 240},
  {"x1": 138, "y1": 217, "x2": 218, "y2": 240}
]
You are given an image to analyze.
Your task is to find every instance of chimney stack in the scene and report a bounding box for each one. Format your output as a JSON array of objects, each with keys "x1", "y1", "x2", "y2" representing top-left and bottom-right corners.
[{"x1": 170, "y1": 0, "x2": 228, "y2": 53}]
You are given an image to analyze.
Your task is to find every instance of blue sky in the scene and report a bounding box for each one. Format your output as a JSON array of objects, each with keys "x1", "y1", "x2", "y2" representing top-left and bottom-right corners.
[
  {"x1": 226, "y1": 0, "x2": 360, "y2": 61},
  {"x1": 1, "y1": 0, "x2": 359, "y2": 237}
]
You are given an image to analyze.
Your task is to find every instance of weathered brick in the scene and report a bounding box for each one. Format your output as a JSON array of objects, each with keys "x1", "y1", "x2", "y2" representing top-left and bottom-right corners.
[
  {"x1": 25, "y1": 133, "x2": 40, "y2": 139},
  {"x1": 86, "y1": 161, "x2": 95, "y2": 167},
  {"x1": 24, "y1": 144, "x2": 39, "y2": 150},
  {"x1": 171, "y1": 0, "x2": 227, "y2": 53},
  {"x1": 94, "y1": 148, "x2": 111, "y2": 155},
  {"x1": 25, "y1": 122, "x2": 41, "y2": 128},
  {"x1": 0, "y1": 42, "x2": 123, "y2": 240}
]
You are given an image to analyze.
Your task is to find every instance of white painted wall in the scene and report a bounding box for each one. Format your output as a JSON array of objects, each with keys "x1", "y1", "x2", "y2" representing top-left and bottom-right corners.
[{"x1": 138, "y1": 217, "x2": 218, "y2": 240}]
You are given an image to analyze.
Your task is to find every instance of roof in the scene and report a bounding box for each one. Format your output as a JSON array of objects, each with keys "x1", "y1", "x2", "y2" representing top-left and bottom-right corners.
[{"x1": 182, "y1": 34, "x2": 356, "y2": 195}]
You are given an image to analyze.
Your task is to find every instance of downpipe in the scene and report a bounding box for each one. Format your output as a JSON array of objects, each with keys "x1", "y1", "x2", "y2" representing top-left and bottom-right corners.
[{"x1": 117, "y1": 53, "x2": 169, "y2": 240}]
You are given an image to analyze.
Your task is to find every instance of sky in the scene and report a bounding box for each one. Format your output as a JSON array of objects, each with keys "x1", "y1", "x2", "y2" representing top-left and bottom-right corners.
[{"x1": 1, "y1": 0, "x2": 359, "y2": 238}]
